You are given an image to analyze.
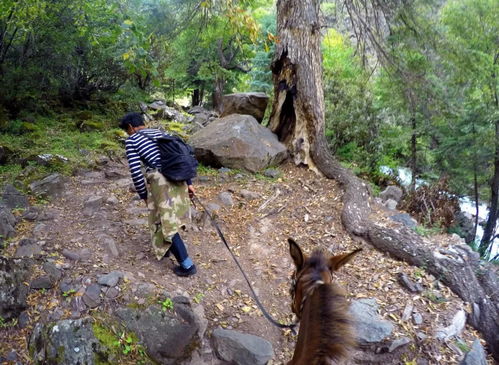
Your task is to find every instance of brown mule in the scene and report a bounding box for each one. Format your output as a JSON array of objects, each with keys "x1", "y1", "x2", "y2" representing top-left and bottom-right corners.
[{"x1": 288, "y1": 238, "x2": 361, "y2": 365}]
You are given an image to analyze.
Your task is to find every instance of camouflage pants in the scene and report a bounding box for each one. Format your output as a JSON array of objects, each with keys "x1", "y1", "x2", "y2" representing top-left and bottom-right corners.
[{"x1": 146, "y1": 170, "x2": 190, "y2": 260}]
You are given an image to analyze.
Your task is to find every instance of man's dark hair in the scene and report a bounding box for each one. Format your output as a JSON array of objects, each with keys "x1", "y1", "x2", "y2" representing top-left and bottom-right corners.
[{"x1": 119, "y1": 112, "x2": 145, "y2": 130}]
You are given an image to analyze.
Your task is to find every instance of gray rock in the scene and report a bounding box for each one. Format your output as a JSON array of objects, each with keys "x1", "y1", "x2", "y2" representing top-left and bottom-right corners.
[
  {"x1": 104, "y1": 238, "x2": 119, "y2": 257},
  {"x1": 83, "y1": 195, "x2": 104, "y2": 214},
  {"x1": 106, "y1": 195, "x2": 119, "y2": 205},
  {"x1": 435, "y1": 309, "x2": 466, "y2": 340},
  {"x1": 453, "y1": 211, "x2": 475, "y2": 244},
  {"x1": 18, "y1": 311, "x2": 29, "y2": 328},
  {"x1": 70, "y1": 295, "x2": 87, "y2": 315},
  {"x1": 22, "y1": 207, "x2": 40, "y2": 221},
  {"x1": 416, "y1": 332, "x2": 427, "y2": 341},
  {"x1": 0, "y1": 257, "x2": 31, "y2": 320},
  {"x1": 29, "y1": 317, "x2": 113, "y2": 364},
  {"x1": 62, "y1": 249, "x2": 82, "y2": 261},
  {"x1": 83, "y1": 283, "x2": 101, "y2": 308},
  {"x1": 63, "y1": 248, "x2": 92, "y2": 261},
  {"x1": 33, "y1": 222, "x2": 49, "y2": 238},
  {"x1": 412, "y1": 312, "x2": 423, "y2": 325},
  {"x1": 97, "y1": 271, "x2": 123, "y2": 287},
  {"x1": 115, "y1": 298, "x2": 202, "y2": 364},
  {"x1": 384, "y1": 199, "x2": 398, "y2": 210},
  {"x1": 388, "y1": 337, "x2": 411, "y2": 352},
  {"x1": 389, "y1": 213, "x2": 417, "y2": 228},
  {"x1": 219, "y1": 192, "x2": 234, "y2": 207},
  {"x1": 349, "y1": 298, "x2": 394, "y2": 344},
  {"x1": 397, "y1": 273, "x2": 423, "y2": 293},
  {"x1": 0, "y1": 206, "x2": 16, "y2": 242},
  {"x1": 5, "y1": 350, "x2": 17, "y2": 361},
  {"x1": 43, "y1": 262, "x2": 62, "y2": 281},
  {"x1": 104, "y1": 287, "x2": 120, "y2": 299},
  {"x1": 60, "y1": 279, "x2": 77, "y2": 294},
  {"x1": 30, "y1": 153, "x2": 68, "y2": 167},
  {"x1": 239, "y1": 190, "x2": 260, "y2": 200},
  {"x1": 379, "y1": 186, "x2": 403, "y2": 203},
  {"x1": 460, "y1": 339, "x2": 487, "y2": 365},
  {"x1": 190, "y1": 114, "x2": 287, "y2": 172},
  {"x1": 104, "y1": 169, "x2": 127, "y2": 179},
  {"x1": 31, "y1": 276, "x2": 54, "y2": 289},
  {"x1": 0, "y1": 145, "x2": 14, "y2": 165},
  {"x1": 2, "y1": 184, "x2": 29, "y2": 209},
  {"x1": 263, "y1": 168, "x2": 280, "y2": 179},
  {"x1": 220, "y1": 92, "x2": 269, "y2": 123},
  {"x1": 212, "y1": 328, "x2": 273, "y2": 365},
  {"x1": 15, "y1": 243, "x2": 42, "y2": 258},
  {"x1": 206, "y1": 203, "x2": 221, "y2": 213},
  {"x1": 29, "y1": 173, "x2": 66, "y2": 199}
]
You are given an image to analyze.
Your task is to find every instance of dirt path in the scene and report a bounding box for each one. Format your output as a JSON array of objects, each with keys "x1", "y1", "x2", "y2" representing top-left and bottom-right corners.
[{"x1": 1, "y1": 160, "x2": 491, "y2": 364}]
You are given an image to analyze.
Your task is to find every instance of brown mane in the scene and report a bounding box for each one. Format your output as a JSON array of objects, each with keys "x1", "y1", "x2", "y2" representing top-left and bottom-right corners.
[
  {"x1": 303, "y1": 252, "x2": 355, "y2": 362},
  {"x1": 288, "y1": 240, "x2": 361, "y2": 365}
]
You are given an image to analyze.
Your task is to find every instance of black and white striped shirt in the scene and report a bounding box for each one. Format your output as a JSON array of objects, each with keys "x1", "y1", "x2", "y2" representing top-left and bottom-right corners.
[{"x1": 125, "y1": 128, "x2": 164, "y2": 200}]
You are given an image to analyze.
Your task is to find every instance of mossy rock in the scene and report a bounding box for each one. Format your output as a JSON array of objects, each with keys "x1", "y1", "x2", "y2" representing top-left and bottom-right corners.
[
  {"x1": 77, "y1": 120, "x2": 105, "y2": 132},
  {"x1": 20, "y1": 122, "x2": 40, "y2": 133},
  {"x1": 75, "y1": 111, "x2": 94, "y2": 121}
]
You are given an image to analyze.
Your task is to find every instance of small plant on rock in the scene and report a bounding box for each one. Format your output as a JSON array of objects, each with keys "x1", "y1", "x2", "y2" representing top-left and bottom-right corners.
[{"x1": 159, "y1": 298, "x2": 174, "y2": 312}]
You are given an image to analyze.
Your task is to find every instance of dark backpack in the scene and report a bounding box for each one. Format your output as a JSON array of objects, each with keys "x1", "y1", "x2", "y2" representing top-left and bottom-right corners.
[{"x1": 140, "y1": 131, "x2": 198, "y2": 182}]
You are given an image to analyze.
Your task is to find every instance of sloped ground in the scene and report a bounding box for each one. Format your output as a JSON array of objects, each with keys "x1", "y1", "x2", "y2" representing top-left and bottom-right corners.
[{"x1": 0, "y1": 160, "x2": 493, "y2": 364}]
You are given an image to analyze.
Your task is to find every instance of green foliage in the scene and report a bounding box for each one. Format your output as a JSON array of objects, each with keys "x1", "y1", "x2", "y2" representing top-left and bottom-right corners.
[
  {"x1": 0, "y1": 316, "x2": 18, "y2": 328},
  {"x1": 322, "y1": 29, "x2": 380, "y2": 175},
  {"x1": 159, "y1": 298, "x2": 174, "y2": 312}
]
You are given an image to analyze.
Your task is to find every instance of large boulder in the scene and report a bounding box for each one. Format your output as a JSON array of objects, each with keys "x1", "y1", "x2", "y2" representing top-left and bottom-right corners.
[
  {"x1": 0, "y1": 206, "x2": 17, "y2": 244},
  {"x1": 29, "y1": 173, "x2": 66, "y2": 198},
  {"x1": 114, "y1": 296, "x2": 203, "y2": 364},
  {"x1": 148, "y1": 100, "x2": 187, "y2": 123},
  {"x1": 379, "y1": 185, "x2": 403, "y2": 203},
  {"x1": 220, "y1": 92, "x2": 269, "y2": 123},
  {"x1": 29, "y1": 317, "x2": 113, "y2": 364},
  {"x1": 212, "y1": 328, "x2": 273, "y2": 365},
  {"x1": 349, "y1": 298, "x2": 394, "y2": 344},
  {"x1": 452, "y1": 211, "x2": 475, "y2": 244},
  {"x1": 190, "y1": 114, "x2": 287, "y2": 172},
  {"x1": 0, "y1": 257, "x2": 31, "y2": 320},
  {"x1": 2, "y1": 184, "x2": 29, "y2": 209},
  {"x1": 0, "y1": 145, "x2": 15, "y2": 165},
  {"x1": 187, "y1": 106, "x2": 219, "y2": 133}
]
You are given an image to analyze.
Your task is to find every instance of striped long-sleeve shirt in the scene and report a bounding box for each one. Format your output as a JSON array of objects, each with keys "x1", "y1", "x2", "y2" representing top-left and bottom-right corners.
[{"x1": 125, "y1": 128, "x2": 164, "y2": 200}]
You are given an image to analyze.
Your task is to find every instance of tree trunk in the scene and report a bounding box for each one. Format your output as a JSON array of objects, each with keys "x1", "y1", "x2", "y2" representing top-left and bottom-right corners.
[
  {"x1": 472, "y1": 121, "x2": 479, "y2": 241},
  {"x1": 271, "y1": 0, "x2": 499, "y2": 360},
  {"x1": 480, "y1": 119, "x2": 499, "y2": 256},
  {"x1": 269, "y1": 0, "x2": 323, "y2": 171},
  {"x1": 192, "y1": 88, "x2": 201, "y2": 107},
  {"x1": 212, "y1": 77, "x2": 225, "y2": 113},
  {"x1": 409, "y1": 116, "x2": 417, "y2": 192}
]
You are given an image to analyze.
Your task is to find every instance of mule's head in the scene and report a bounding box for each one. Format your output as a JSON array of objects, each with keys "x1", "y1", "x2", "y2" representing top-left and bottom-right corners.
[{"x1": 288, "y1": 238, "x2": 361, "y2": 318}]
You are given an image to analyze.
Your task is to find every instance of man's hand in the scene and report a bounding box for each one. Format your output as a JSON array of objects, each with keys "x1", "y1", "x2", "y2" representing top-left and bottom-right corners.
[{"x1": 188, "y1": 185, "x2": 195, "y2": 200}]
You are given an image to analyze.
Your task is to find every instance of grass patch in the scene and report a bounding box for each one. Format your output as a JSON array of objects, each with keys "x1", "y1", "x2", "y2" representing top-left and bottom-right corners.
[{"x1": 0, "y1": 110, "x2": 125, "y2": 189}]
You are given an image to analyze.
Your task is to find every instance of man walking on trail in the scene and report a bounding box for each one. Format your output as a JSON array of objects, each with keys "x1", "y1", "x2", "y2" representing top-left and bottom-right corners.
[{"x1": 119, "y1": 112, "x2": 197, "y2": 277}]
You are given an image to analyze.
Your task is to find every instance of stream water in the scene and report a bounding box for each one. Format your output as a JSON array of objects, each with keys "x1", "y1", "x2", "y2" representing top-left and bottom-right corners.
[{"x1": 380, "y1": 166, "x2": 498, "y2": 259}]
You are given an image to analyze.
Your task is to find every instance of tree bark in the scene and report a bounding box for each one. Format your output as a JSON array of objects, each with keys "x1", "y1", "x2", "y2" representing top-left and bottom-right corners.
[
  {"x1": 212, "y1": 76, "x2": 225, "y2": 113},
  {"x1": 269, "y1": 0, "x2": 323, "y2": 171},
  {"x1": 480, "y1": 119, "x2": 499, "y2": 256},
  {"x1": 409, "y1": 116, "x2": 417, "y2": 192},
  {"x1": 480, "y1": 54, "x2": 499, "y2": 255},
  {"x1": 272, "y1": 0, "x2": 499, "y2": 360},
  {"x1": 192, "y1": 88, "x2": 201, "y2": 106}
]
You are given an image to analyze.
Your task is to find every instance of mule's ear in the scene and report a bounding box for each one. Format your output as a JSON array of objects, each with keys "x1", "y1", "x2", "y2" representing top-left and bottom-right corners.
[
  {"x1": 329, "y1": 248, "x2": 362, "y2": 271},
  {"x1": 289, "y1": 238, "x2": 304, "y2": 270}
]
